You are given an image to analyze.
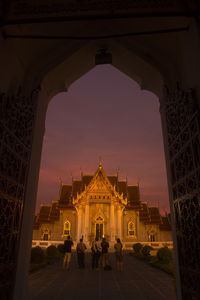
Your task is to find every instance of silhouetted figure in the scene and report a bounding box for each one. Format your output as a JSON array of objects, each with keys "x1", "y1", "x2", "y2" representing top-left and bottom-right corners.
[
  {"x1": 114, "y1": 238, "x2": 123, "y2": 271},
  {"x1": 91, "y1": 237, "x2": 101, "y2": 270},
  {"x1": 101, "y1": 237, "x2": 109, "y2": 268},
  {"x1": 76, "y1": 238, "x2": 87, "y2": 268},
  {"x1": 63, "y1": 236, "x2": 73, "y2": 270}
]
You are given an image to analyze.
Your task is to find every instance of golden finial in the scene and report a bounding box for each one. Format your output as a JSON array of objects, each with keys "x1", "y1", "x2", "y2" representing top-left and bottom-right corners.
[{"x1": 99, "y1": 156, "x2": 102, "y2": 168}]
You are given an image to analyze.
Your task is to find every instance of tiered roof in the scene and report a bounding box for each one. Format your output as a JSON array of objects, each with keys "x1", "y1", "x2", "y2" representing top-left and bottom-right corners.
[
  {"x1": 34, "y1": 166, "x2": 171, "y2": 231},
  {"x1": 159, "y1": 214, "x2": 171, "y2": 231},
  {"x1": 148, "y1": 207, "x2": 162, "y2": 224},
  {"x1": 139, "y1": 203, "x2": 150, "y2": 223},
  {"x1": 126, "y1": 185, "x2": 141, "y2": 209},
  {"x1": 59, "y1": 184, "x2": 72, "y2": 208}
]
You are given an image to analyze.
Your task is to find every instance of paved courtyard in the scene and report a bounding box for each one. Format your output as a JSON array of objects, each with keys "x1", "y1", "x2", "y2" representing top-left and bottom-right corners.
[{"x1": 27, "y1": 253, "x2": 177, "y2": 300}]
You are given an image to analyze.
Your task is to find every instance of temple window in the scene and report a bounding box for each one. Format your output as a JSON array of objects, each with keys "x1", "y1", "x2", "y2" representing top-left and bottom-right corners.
[
  {"x1": 103, "y1": 196, "x2": 105, "y2": 199},
  {"x1": 99, "y1": 196, "x2": 101, "y2": 199},
  {"x1": 41, "y1": 229, "x2": 50, "y2": 240},
  {"x1": 96, "y1": 216, "x2": 104, "y2": 221},
  {"x1": 90, "y1": 195, "x2": 92, "y2": 199},
  {"x1": 149, "y1": 233, "x2": 155, "y2": 242},
  {"x1": 63, "y1": 220, "x2": 71, "y2": 236},
  {"x1": 128, "y1": 221, "x2": 135, "y2": 237},
  {"x1": 107, "y1": 196, "x2": 109, "y2": 199},
  {"x1": 94, "y1": 195, "x2": 96, "y2": 199}
]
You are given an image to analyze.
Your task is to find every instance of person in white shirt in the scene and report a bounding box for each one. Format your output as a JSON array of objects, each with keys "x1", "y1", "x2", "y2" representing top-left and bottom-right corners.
[{"x1": 114, "y1": 238, "x2": 123, "y2": 271}]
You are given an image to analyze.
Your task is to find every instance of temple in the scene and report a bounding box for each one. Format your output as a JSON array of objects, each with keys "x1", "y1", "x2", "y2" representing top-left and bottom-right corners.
[{"x1": 33, "y1": 163, "x2": 172, "y2": 247}]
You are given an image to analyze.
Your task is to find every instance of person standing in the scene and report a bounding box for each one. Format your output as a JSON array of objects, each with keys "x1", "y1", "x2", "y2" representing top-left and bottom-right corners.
[
  {"x1": 91, "y1": 237, "x2": 101, "y2": 270},
  {"x1": 114, "y1": 238, "x2": 123, "y2": 271},
  {"x1": 76, "y1": 238, "x2": 87, "y2": 268},
  {"x1": 63, "y1": 235, "x2": 73, "y2": 270},
  {"x1": 101, "y1": 237, "x2": 109, "y2": 268}
]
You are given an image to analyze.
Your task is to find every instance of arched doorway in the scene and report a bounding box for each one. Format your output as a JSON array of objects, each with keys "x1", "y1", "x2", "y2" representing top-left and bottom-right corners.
[
  {"x1": 1, "y1": 5, "x2": 200, "y2": 299},
  {"x1": 95, "y1": 216, "x2": 104, "y2": 240}
]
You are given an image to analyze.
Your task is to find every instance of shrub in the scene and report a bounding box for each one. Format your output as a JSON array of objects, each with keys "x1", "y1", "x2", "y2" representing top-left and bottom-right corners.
[
  {"x1": 133, "y1": 243, "x2": 143, "y2": 254},
  {"x1": 156, "y1": 247, "x2": 173, "y2": 264},
  {"x1": 57, "y1": 244, "x2": 65, "y2": 254},
  {"x1": 141, "y1": 245, "x2": 154, "y2": 256},
  {"x1": 31, "y1": 246, "x2": 45, "y2": 264},
  {"x1": 46, "y1": 245, "x2": 60, "y2": 260}
]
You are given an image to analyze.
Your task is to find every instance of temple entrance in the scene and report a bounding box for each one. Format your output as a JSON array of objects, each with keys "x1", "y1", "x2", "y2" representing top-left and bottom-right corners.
[
  {"x1": 95, "y1": 216, "x2": 104, "y2": 240},
  {"x1": 43, "y1": 233, "x2": 48, "y2": 241},
  {"x1": 95, "y1": 223, "x2": 103, "y2": 240}
]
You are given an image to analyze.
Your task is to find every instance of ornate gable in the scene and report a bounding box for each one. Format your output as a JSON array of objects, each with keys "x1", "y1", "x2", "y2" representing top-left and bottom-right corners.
[
  {"x1": 86, "y1": 165, "x2": 114, "y2": 195},
  {"x1": 73, "y1": 163, "x2": 126, "y2": 205}
]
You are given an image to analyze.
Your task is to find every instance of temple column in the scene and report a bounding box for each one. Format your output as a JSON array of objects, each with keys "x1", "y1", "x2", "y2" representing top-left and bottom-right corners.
[
  {"x1": 84, "y1": 204, "x2": 89, "y2": 242},
  {"x1": 110, "y1": 203, "x2": 115, "y2": 241},
  {"x1": 117, "y1": 207, "x2": 122, "y2": 240},
  {"x1": 77, "y1": 206, "x2": 82, "y2": 241}
]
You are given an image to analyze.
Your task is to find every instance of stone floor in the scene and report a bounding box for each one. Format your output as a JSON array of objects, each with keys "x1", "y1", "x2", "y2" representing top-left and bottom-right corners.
[{"x1": 27, "y1": 253, "x2": 177, "y2": 300}]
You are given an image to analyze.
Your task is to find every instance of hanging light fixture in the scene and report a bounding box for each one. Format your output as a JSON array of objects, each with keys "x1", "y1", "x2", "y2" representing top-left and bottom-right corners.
[{"x1": 95, "y1": 49, "x2": 112, "y2": 65}]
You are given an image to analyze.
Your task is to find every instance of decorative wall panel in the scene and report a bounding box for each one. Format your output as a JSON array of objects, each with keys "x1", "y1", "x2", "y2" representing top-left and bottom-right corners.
[
  {"x1": 0, "y1": 87, "x2": 38, "y2": 299},
  {"x1": 164, "y1": 84, "x2": 200, "y2": 299}
]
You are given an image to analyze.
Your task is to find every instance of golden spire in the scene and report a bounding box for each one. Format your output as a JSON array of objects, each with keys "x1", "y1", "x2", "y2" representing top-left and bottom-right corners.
[{"x1": 99, "y1": 156, "x2": 102, "y2": 168}]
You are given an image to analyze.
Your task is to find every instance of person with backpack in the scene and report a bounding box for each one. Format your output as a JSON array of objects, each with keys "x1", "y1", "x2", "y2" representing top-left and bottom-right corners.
[
  {"x1": 101, "y1": 237, "x2": 109, "y2": 268},
  {"x1": 63, "y1": 235, "x2": 74, "y2": 270},
  {"x1": 91, "y1": 237, "x2": 101, "y2": 270},
  {"x1": 114, "y1": 238, "x2": 123, "y2": 271},
  {"x1": 76, "y1": 238, "x2": 87, "y2": 268}
]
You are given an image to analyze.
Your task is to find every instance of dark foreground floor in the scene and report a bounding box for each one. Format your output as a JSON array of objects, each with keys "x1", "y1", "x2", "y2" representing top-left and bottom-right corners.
[{"x1": 27, "y1": 253, "x2": 177, "y2": 300}]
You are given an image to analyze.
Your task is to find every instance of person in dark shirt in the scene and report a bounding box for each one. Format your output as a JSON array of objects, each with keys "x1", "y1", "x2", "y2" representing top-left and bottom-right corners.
[
  {"x1": 63, "y1": 235, "x2": 73, "y2": 270},
  {"x1": 101, "y1": 237, "x2": 109, "y2": 267},
  {"x1": 76, "y1": 238, "x2": 87, "y2": 268},
  {"x1": 91, "y1": 237, "x2": 101, "y2": 270}
]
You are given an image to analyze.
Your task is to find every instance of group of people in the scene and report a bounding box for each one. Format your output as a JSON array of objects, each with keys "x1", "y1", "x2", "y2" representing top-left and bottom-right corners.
[{"x1": 62, "y1": 236, "x2": 123, "y2": 271}]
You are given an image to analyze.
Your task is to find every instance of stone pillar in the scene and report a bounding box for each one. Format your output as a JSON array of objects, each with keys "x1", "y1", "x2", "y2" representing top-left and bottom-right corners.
[
  {"x1": 84, "y1": 204, "x2": 89, "y2": 241},
  {"x1": 77, "y1": 206, "x2": 82, "y2": 241},
  {"x1": 117, "y1": 207, "x2": 122, "y2": 239},
  {"x1": 110, "y1": 203, "x2": 115, "y2": 241}
]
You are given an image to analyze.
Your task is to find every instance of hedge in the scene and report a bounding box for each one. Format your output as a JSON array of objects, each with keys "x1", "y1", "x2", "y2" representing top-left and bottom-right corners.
[
  {"x1": 30, "y1": 246, "x2": 45, "y2": 264},
  {"x1": 133, "y1": 243, "x2": 143, "y2": 254},
  {"x1": 156, "y1": 247, "x2": 173, "y2": 264}
]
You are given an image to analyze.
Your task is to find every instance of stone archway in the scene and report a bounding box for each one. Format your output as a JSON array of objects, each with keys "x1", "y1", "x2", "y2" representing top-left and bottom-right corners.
[{"x1": 1, "y1": 5, "x2": 200, "y2": 299}]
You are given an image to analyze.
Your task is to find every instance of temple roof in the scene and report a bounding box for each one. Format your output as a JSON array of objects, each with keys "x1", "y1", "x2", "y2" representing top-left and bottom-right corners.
[
  {"x1": 139, "y1": 203, "x2": 150, "y2": 222},
  {"x1": 49, "y1": 202, "x2": 60, "y2": 221},
  {"x1": 72, "y1": 180, "x2": 82, "y2": 198},
  {"x1": 37, "y1": 205, "x2": 52, "y2": 224},
  {"x1": 127, "y1": 185, "x2": 141, "y2": 208},
  {"x1": 147, "y1": 207, "x2": 162, "y2": 224},
  {"x1": 59, "y1": 184, "x2": 72, "y2": 201},
  {"x1": 118, "y1": 181, "x2": 127, "y2": 197},
  {"x1": 33, "y1": 164, "x2": 170, "y2": 231},
  {"x1": 82, "y1": 175, "x2": 93, "y2": 188},
  {"x1": 159, "y1": 214, "x2": 171, "y2": 231},
  {"x1": 107, "y1": 175, "x2": 118, "y2": 188}
]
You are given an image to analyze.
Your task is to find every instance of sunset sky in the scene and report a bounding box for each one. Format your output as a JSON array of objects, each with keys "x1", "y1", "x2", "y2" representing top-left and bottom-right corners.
[{"x1": 36, "y1": 64, "x2": 170, "y2": 214}]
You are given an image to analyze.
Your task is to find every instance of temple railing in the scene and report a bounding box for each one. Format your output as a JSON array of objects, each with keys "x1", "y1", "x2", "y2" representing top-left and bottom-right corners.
[{"x1": 32, "y1": 239, "x2": 173, "y2": 250}]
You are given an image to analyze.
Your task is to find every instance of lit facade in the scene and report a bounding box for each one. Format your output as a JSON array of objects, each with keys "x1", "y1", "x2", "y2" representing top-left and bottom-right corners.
[{"x1": 33, "y1": 163, "x2": 172, "y2": 247}]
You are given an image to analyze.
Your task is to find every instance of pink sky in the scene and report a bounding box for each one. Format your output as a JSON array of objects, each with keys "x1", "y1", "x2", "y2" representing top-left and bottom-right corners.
[{"x1": 36, "y1": 65, "x2": 170, "y2": 215}]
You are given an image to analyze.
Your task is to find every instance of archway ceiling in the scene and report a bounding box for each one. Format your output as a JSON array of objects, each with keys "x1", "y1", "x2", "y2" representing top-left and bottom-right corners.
[{"x1": 4, "y1": 16, "x2": 189, "y2": 94}]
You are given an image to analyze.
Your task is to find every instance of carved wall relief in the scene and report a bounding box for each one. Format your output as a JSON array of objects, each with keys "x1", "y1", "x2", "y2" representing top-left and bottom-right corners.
[
  {"x1": 164, "y1": 84, "x2": 200, "y2": 299},
  {"x1": 0, "y1": 87, "x2": 38, "y2": 299}
]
